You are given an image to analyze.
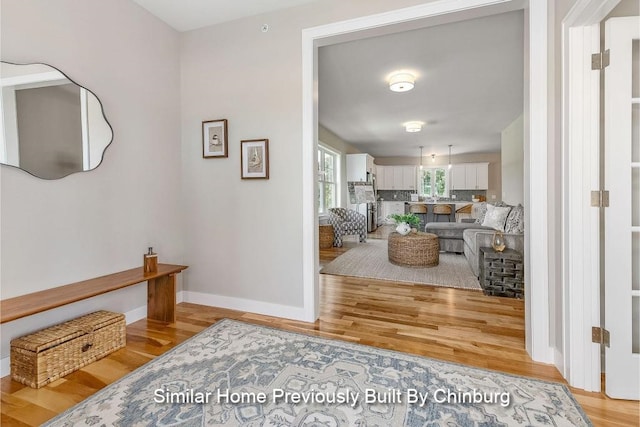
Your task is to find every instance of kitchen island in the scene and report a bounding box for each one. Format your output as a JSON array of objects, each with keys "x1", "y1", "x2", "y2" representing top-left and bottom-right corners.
[{"x1": 404, "y1": 202, "x2": 469, "y2": 226}]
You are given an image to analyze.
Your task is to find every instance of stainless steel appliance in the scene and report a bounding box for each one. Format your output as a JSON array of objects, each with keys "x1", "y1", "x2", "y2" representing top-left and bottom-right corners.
[{"x1": 367, "y1": 202, "x2": 377, "y2": 232}]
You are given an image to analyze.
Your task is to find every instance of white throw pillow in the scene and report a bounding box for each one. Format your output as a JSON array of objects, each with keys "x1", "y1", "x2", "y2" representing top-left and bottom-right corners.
[{"x1": 481, "y1": 204, "x2": 512, "y2": 231}]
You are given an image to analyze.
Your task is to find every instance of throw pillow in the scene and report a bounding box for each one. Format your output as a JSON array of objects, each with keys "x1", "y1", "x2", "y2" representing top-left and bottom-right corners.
[
  {"x1": 473, "y1": 202, "x2": 488, "y2": 224},
  {"x1": 481, "y1": 204, "x2": 512, "y2": 231},
  {"x1": 505, "y1": 204, "x2": 525, "y2": 234}
]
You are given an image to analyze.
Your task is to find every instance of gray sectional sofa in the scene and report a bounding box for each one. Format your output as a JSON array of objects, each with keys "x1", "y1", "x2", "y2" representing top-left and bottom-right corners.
[{"x1": 425, "y1": 202, "x2": 524, "y2": 277}]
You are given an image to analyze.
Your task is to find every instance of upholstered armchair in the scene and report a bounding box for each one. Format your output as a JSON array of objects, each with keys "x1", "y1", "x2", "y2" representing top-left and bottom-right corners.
[{"x1": 327, "y1": 208, "x2": 367, "y2": 247}]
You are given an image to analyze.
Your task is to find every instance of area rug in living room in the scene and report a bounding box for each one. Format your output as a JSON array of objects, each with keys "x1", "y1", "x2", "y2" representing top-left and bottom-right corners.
[
  {"x1": 44, "y1": 319, "x2": 591, "y2": 426},
  {"x1": 321, "y1": 239, "x2": 482, "y2": 291}
]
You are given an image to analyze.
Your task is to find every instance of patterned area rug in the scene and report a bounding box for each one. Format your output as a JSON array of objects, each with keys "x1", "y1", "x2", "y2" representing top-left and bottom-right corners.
[
  {"x1": 45, "y1": 320, "x2": 591, "y2": 426},
  {"x1": 321, "y1": 240, "x2": 482, "y2": 291}
]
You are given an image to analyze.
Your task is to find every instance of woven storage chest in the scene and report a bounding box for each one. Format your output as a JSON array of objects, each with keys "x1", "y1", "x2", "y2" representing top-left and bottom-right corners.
[{"x1": 11, "y1": 310, "x2": 126, "y2": 388}]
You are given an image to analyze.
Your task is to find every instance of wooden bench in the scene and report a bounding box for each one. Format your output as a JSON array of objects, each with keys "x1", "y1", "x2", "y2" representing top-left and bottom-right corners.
[{"x1": 0, "y1": 264, "x2": 188, "y2": 324}]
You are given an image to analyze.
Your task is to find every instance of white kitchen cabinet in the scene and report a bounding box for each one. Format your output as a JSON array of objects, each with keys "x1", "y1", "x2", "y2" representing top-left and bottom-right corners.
[
  {"x1": 381, "y1": 201, "x2": 405, "y2": 224},
  {"x1": 376, "y1": 165, "x2": 415, "y2": 190},
  {"x1": 464, "y1": 163, "x2": 489, "y2": 190},
  {"x1": 402, "y1": 166, "x2": 417, "y2": 190},
  {"x1": 346, "y1": 153, "x2": 375, "y2": 182},
  {"x1": 449, "y1": 165, "x2": 466, "y2": 190},
  {"x1": 449, "y1": 163, "x2": 488, "y2": 190},
  {"x1": 376, "y1": 165, "x2": 388, "y2": 189}
]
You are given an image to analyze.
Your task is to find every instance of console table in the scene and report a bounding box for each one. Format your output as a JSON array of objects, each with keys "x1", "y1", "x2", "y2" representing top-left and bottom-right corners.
[
  {"x1": 479, "y1": 247, "x2": 523, "y2": 298},
  {"x1": 0, "y1": 264, "x2": 188, "y2": 324}
]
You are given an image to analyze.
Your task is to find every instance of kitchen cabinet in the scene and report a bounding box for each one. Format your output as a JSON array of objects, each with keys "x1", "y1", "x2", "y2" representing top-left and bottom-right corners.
[
  {"x1": 449, "y1": 165, "x2": 466, "y2": 190},
  {"x1": 465, "y1": 163, "x2": 488, "y2": 190},
  {"x1": 376, "y1": 165, "x2": 388, "y2": 189},
  {"x1": 449, "y1": 163, "x2": 488, "y2": 190},
  {"x1": 376, "y1": 165, "x2": 416, "y2": 190},
  {"x1": 346, "y1": 153, "x2": 375, "y2": 182},
  {"x1": 381, "y1": 201, "x2": 405, "y2": 224},
  {"x1": 402, "y1": 166, "x2": 417, "y2": 190}
]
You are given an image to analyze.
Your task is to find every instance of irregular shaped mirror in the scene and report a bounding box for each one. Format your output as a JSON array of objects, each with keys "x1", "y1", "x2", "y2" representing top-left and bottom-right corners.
[{"x1": 0, "y1": 61, "x2": 113, "y2": 179}]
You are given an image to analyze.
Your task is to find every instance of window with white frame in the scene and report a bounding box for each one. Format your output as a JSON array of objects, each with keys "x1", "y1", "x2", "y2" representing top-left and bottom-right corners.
[
  {"x1": 317, "y1": 145, "x2": 339, "y2": 214},
  {"x1": 419, "y1": 167, "x2": 448, "y2": 198}
]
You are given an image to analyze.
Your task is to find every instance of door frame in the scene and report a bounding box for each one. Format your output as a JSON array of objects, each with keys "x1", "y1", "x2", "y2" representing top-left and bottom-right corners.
[
  {"x1": 561, "y1": 0, "x2": 620, "y2": 392},
  {"x1": 302, "y1": 0, "x2": 553, "y2": 364}
]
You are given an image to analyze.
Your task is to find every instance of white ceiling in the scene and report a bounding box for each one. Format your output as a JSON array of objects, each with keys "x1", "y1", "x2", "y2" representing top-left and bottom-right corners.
[
  {"x1": 131, "y1": 0, "x2": 321, "y2": 32},
  {"x1": 319, "y1": 10, "x2": 524, "y2": 158}
]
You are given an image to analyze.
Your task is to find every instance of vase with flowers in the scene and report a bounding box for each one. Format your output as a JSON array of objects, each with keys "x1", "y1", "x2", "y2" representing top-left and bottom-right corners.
[{"x1": 389, "y1": 213, "x2": 421, "y2": 236}]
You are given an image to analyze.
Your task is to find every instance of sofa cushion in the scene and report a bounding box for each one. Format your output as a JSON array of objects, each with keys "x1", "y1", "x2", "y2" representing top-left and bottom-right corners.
[
  {"x1": 473, "y1": 202, "x2": 488, "y2": 224},
  {"x1": 481, "y1": 204, "x2": 512, "y2": 231},
  {"x1": 504, "y1": 204, "x2": 525, "y2": 234}
]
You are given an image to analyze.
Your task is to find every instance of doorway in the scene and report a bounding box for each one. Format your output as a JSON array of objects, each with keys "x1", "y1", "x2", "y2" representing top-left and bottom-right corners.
[{"x1": 302, "y1": 0, "x2": 553, "y2": 364}]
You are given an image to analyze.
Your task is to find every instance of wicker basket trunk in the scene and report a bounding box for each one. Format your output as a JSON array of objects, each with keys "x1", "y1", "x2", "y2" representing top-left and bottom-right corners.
[
  {"x1": 319, "y1": 224, "x2": 335, "y2": 249},
  {"x1": 11, "y1": 310, "x2": 126, "y2": 388}
]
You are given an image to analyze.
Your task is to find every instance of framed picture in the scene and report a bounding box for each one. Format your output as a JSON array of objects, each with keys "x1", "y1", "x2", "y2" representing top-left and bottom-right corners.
[
  {"x1": 202, "y1": 119, "x2": 228, "y2": 158},
  {"x1": 241, "y1": 139, "x2": 269, "y2": 179}
]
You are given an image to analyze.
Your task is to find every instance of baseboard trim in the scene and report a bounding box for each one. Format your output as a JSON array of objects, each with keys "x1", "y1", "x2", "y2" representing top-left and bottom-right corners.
[
  {"x1": 182, "y1": 291, "x2": 308, "y2": 321},
  {"x1": 0, "y1": 303, "x2": 148, "y2": 378}
]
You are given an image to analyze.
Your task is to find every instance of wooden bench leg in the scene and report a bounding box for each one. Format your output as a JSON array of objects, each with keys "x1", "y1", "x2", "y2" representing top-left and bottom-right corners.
[{"x1": 147, "y1": 273, "x2": 176, "y2": 323}]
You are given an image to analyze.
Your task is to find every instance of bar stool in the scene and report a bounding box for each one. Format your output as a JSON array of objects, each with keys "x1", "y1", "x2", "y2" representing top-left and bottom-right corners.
[
  {"x1": 433, "y1": 204, "x2": 452, "y2": 222},
  {"x1": 409, "y1": 204, "x2": 427, "y2": 229}
]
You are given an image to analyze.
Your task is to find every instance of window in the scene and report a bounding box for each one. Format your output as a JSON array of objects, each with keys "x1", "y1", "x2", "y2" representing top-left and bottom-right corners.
[
  {"x1": 318, "y1": 145, "x2": 339, "y2": 214},
  {"x1": 419, "y1": 167, "x2": 448, "y2": 198}
]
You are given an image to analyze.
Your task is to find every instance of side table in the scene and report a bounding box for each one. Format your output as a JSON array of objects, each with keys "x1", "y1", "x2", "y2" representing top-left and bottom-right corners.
[{"x1": 479, "y1": 247, "x2": 524, "y2": 298}]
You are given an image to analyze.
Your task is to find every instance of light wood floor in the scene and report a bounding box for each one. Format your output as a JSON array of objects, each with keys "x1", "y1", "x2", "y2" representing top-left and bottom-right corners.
[{"x1": 2, "y1": 245, "x2": 638, "y2": 426}]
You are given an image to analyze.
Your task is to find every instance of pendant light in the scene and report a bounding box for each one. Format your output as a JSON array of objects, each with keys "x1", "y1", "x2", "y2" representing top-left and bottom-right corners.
[
  {"x1": 431, "y1": 154, "x2": 436, "y2": 162},
  {"x1": 419, "y1": 146, "x2": 423, "y2": 170},
  {"x1": 448, "y1": 145, "x2": 452, "y2": 169}
]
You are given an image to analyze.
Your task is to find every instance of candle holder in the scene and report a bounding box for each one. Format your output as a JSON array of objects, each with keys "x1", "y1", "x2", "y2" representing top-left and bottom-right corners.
[{"x1": 492, "y1": 231, "x2": 506, "y2": 252}]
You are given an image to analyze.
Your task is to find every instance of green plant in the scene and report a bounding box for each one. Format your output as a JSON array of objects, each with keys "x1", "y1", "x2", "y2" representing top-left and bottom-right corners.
[{"x1": 388, "y1": 213, "x2": 420, "y2": 227}]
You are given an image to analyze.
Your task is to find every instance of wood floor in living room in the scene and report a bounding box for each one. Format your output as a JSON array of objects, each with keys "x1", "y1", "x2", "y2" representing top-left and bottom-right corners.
[{"x1": 1, "y1": 245, "x2": 637, "y2": 426}]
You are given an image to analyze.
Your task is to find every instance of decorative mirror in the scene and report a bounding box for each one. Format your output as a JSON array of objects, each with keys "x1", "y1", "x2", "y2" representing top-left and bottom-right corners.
[{"x1": 0, "y1": 61, "x2": 113, "y2": 179}]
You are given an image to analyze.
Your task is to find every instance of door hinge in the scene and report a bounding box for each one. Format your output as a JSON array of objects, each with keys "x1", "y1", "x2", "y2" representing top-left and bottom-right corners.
[
  {"x1": 591, "y1": 50, "x2": 610, "y2": 70},
  {"x1": 592, "y1": 327, "x2": 610, "y2": 347},
  {"x1": 590, "y1": 190, "x2": 609, "y2": 207}
]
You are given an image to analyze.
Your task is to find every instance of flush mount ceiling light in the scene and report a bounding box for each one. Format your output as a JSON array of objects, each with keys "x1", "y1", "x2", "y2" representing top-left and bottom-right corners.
[
  {"x1": 389, "y1": 72, "x2": 415, "y2": 92},
  {"x1": 405, "y1": 121, "x2": 422, "y2": 133}
]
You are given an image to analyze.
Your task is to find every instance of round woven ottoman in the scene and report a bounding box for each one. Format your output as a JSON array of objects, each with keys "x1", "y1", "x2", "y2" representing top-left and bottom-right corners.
[
  {"x1": 388, "y1": 231, "x2": 439, "y2": 267},
  {"x1": 319, "y1": 224, "x2": 335, "y2": 249}
]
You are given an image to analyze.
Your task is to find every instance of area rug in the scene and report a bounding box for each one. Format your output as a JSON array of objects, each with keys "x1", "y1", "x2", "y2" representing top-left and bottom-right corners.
[
  {"x1": 321, "y1": 239, "x2": 482, "y2": 291},
  {"x1": 44, "y1": 319, "x2": 591, "y2": 426}
]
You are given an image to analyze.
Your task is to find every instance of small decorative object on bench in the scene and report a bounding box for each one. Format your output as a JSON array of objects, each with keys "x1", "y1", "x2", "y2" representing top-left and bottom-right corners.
[
  {"x1": 143, "y1": 247, "x2": 158, "y2": 274},
  {"x1": 11, "y1": 310, "x2": 126, "y2": 388}
]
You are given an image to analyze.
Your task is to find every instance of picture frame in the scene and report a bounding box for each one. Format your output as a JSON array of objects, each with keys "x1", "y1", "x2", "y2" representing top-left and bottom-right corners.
[
  {"x1": 202, "y1": 119, "x2": 228, "y2": 158},
  {"x1": 241, "y1": 139, "x2": 269, "y2": 179}
]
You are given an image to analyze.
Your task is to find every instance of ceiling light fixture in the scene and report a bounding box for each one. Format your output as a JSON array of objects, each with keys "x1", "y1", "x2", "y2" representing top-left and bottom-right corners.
[
  {"x1": 389, "y1": 72, "x2": 415, "y2": 92},
  {"x1": 419, "y1": 146, "x2": 424, "y2": 170},
  {"x1": 431, "y1": 154, "x2": 436, "y2": 162},
  {"x1": 448, "y1": 145, "x2": 453, "y2": 169},
  {"x1": 405, "y1": 121, "x2": 422, "y2": 133}
]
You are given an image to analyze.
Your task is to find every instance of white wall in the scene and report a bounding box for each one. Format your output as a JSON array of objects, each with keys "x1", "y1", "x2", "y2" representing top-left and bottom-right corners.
[
  {"x1": 501, "y1": 114, "x2": 524, "y2": 205},
  {"x1": 179, "y1": 0, "x2": 432, "y2": 314},
  {"x1": 0, "y1": 0, "x2": 182, "y2": 367}
]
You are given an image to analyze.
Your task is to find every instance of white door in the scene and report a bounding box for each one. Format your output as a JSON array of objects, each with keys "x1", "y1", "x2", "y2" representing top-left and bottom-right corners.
[{"x1": 604, "y1": 16, "x2": 640, "y2": 400}]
